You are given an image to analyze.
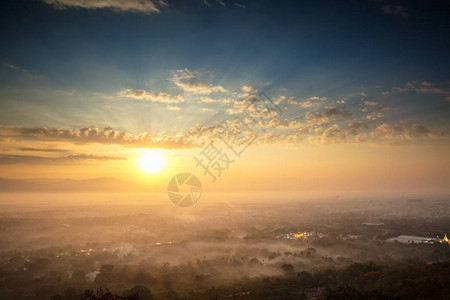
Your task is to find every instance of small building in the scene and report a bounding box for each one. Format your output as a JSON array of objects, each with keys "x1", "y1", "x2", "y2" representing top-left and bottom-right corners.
[
  {"x1": 362, "y1": 220, "x2": 384, "y2": 226},
  {"x1": 386, "y1": 235, "x2": 433, "y2": 244}
]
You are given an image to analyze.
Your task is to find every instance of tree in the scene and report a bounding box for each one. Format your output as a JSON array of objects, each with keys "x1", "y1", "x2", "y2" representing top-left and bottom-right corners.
[
  {"x1": 82, "y1": 288, "x2": 138, "y2": 300},
  {"x1": 123, "y1": 286, "x2": 154, "y2": 300},
  {"x1": 281, "y1": 264, "x2": 294, "y2": 275}
]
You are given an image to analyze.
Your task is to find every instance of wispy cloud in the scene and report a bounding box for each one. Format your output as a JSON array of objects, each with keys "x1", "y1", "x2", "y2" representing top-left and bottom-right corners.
[
  {"x1": 42, "y1": 0, "x2": 167, "y2": 13},
  {"x1": 0, "y1": 115, "x2": 446, "y2": 151},
  {"x1": 0, "y1": 154, "x2": 126, "y2": 165},
  {"x1": 117, "y1": 89, "x2": 184, "y2": 103},
  {"x1": 167, "y1": 105, "x2": 181, "y2": 110},
  {"x1": 361, "y1": 100, "x2": 389, "y2": 111},
  {"x1": 171, "y1": 69, "x2": 227, "y2": 94},
  {"x1": 0, "y1": 125, "x2": 199, "y2": 149},
  {"x1": 197, "y1": 96, "x2": 234, "y2": 103},
  {"x1": 18, "y1": 147, "x2": 69, "y2": 153},
  {"x1": 3, "y1": 63, "x2": 29, "y2": 73},
  {"x1": 299, "y1": 96, "x2": 327, "y2": 108},
  {"x1": 383, "y1": 81, "x2": 450, "y2": 95},
  {"x1": 0, "y1": 177, "x2": 137, "y2": 193},
  {"x1": 382, "y1": 5, "x2": 408, "y2": 17}
]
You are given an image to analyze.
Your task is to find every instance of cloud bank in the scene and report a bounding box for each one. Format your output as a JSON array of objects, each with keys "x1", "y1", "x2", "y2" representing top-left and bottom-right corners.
[{"x1": 43, "y1": 0, "x2": 167, "y2": 13}]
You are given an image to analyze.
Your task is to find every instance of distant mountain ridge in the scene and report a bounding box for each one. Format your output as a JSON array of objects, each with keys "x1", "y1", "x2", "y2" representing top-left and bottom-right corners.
[{"x1": 0, "y1": 177, "x2": 149, "y2": 192}]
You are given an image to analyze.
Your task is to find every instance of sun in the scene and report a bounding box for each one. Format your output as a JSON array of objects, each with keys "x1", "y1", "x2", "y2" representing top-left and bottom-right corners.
[{"x1": 136, "y1": 150, "x2": 166, "y2": 174}]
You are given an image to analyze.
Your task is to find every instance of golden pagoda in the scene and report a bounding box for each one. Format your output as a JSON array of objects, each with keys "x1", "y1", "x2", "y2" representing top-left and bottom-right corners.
[
  {"x1": 293, "y1": 231, "x2": 306, "y2": 239},
  {"x1": 437, "y1": 234, "x2": 450, "y2": 245}
]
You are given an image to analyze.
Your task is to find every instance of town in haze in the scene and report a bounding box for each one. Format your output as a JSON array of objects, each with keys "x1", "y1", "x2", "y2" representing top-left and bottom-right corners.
[
  {"x1": 0, "y1": 0, "x2": 449, "y2": 299},
  {"x1": 0, "y1": 195, "x2": 449, "y2": 299}
]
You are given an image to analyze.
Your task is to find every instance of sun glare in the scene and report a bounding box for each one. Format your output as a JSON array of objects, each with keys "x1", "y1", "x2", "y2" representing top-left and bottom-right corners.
[{"x1": 136, "y1": 150, "x2": 166, "y2": 174}]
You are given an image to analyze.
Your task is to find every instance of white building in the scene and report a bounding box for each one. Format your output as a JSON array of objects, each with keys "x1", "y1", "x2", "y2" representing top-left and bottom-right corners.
[{"x1": 386, "y1": 235, "x2": 433, "y2": 244}]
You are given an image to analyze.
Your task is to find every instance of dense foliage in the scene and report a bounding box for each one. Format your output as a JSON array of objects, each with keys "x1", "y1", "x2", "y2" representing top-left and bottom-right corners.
[{"x1": 68, "y1": 261, "x2": 450, "y2": 300}]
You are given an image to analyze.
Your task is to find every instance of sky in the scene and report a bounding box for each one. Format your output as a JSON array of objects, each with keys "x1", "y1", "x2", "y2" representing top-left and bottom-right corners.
[{"x1": 0, "y1": 0, "x2": 449, "y2": 197}]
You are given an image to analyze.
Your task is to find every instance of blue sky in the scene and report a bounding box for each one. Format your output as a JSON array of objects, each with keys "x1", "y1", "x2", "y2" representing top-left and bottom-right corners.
[
  {"x1": 0, "y1": 0, "x2": 449, "y2": 136},
  {"x1": 0, "y1": 0, "x2": 449, "y2": 195}
]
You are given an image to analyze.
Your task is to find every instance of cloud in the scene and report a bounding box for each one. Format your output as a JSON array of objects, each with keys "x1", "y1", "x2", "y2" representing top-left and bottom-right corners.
[
  {"x1": 256, "y1": 118, "x2": 304, "y2": 130},
  {"x1": 383, "y1": 81, "x2": 450, "y2": 95},
  {"x1": 226, "y1": 104, "x2": 279, "y2": 119},
  {"x1": 237, "y1": 85, "x2": 259, "y2": 97},
  {"x1": 167, "y1": 105, "x2": 181, "y2": 110},
  {"x1": 42, "y1": 0, "x2": 167, "y2": 13},
  {"x1": 3, "y1": 63, "x2": 29, "y2": 73},
  {"x1": 197, "y1": 96, "x2": 234, "y2": 103},
  {"x1": 18, "y1": 147, "x2": 69, "y2": 153},
  {"x1": 308, "y1": 124, "x2": 355, "y2": 145},
  {"x1": 362, "y1": 100, "x2": 379, "y2": 106},
  {"x1": 369, "y1": 123, "x2": 446, "y2": 140},
  {"x1": 0, "y1": 116, "x2": 446, "y2": 152},
  {"x1": 304, "y1": 108, "x2": 352, "y2": 125},
  {"x1": 382, "y1": 5, "x2": 408, "y2": 17},
  {"x1": 117, "y1": 89, "x2": 184, "y2": 103},
  {"x1": 309, "y1": 122, "x2": 372, "y2": 145},
  {"x1": 226, "y1": 95, "x2": 280, "y2": 119},
  {"x1": 300, "y1": 96, "x2": 327, "y2": 108},
  {"x1": 0, "y1": 154, "x2": 126, "y2": 165},
  {"x1": 306, "y1": 121, "x2": 447, "y2": 145},
  {"x1": 0, "y1": 125, "x2": 199, "y2": 149},
  {"x1": 241, "y1": 86, "x2": 257, "y2": 93},
  {"x1": 274, "y1": 96, "x2": 286, "y2": 105},
  {"x1": 171, "y1": 69, "x2": 227, "y2": 94},
  {"x1": 234, "y1": 3, "x2": 245, "y2": 9},
  {"x1": 366, "y1": 112, "x2": 383, "y2": 121},
  {"x1": 276, "y1": 96, "x2": 327, "y2": 108},
  {"x1": 362, "y1": 100, "x2": 389, "y2": 111}
]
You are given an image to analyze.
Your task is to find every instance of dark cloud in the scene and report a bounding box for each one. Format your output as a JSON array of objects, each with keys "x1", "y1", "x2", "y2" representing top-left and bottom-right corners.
[
  {"x1": 0, "y1": 125, "x2": 199, "y2": 149},
  {"x1": 18, "y1": 147, "x2": 69, "y2": 153},
  {"x1": 382, "y1": 5, "x2": 408, "y2": 17},
  {"x1": 42, "y1": 0, "x2": 167, "y2": 14},
  {"x1": 0, "y1": 154, "x2": 126, "y2": 165}
]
